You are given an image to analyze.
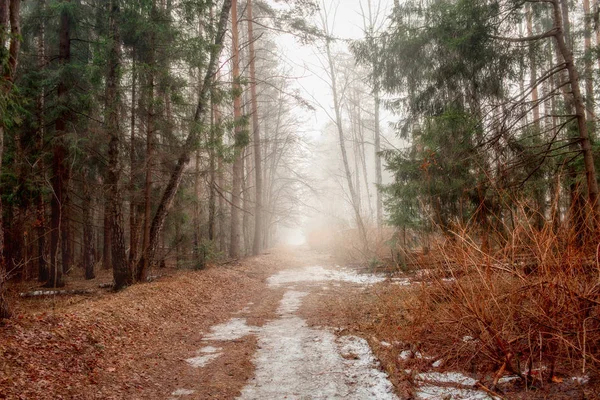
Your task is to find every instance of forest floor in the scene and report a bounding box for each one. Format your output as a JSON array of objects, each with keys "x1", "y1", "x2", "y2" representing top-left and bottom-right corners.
[{"x1": 1, "y1": 247, "x2": 594, "y2": 399}]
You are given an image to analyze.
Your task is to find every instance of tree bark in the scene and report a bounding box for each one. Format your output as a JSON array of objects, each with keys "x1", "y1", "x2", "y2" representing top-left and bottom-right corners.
[
  {"x1": 552, "y1": 0, "x2": 600, "y2": 226},
  {"x1": 48, "y1": 0, "x2": 72, "y2": 288},
  {"x1": 247, "y1": 0, "x2": 263, "y2": 255},
  {"x1": 82, "y1": 170, "x2": 95, "y2": 280},
  {"x1": 229, "y1": 0, "x2": 243, "y2": 259},
  {"x1": 139, "y1": 0, "x2": 157, "y2": 282},
  {"x1": 106, "y1": 0, "x2": 130, "y2": 289},
  {"x1": 129, "y1": 50, "x2": 139, "y2": 270},
  {"x1": 324, "y1": 36, "x2": 369, "y2": 252}
]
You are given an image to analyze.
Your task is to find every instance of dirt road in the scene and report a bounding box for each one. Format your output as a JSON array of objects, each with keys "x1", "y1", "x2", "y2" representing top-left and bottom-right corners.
[
  {"x1": 171, "y1": 249, "x2": 397, "y2": 399},
  {"x1": 2, "y1": 246, "x2": 502, "y2": 399}
]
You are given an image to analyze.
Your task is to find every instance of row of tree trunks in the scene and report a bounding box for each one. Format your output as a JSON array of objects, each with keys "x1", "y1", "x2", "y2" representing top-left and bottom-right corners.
[
  {"x1": 0, "y1": 0, "x2": 21, "y2": 317},
  {"x1": 135, "y1": 0, "x2": 233, "y2": 273}
]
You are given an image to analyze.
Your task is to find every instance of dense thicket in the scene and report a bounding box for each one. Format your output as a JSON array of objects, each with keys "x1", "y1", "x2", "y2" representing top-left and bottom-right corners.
[
  {"x1": 0, "y1": 0, "x2": 315, "y2": 317},
  {"x1": 367, "y1": 0, "x2": 600, "y2": 246}
]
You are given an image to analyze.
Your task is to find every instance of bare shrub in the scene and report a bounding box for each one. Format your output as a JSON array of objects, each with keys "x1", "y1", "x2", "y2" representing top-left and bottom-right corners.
[{"x1": 395, "y1": 205, "x2": 600, "y2": 385}]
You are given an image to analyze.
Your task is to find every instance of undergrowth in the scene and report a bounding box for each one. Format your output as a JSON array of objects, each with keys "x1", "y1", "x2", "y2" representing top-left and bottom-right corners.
[{"x1": 395, "y1": 207, "x2": 600, "y2": 389}]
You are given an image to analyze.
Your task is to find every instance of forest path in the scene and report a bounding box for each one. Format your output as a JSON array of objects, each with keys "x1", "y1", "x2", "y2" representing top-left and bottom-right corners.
[{"x1": 169, "y1": 246, "x2": 398, "y2": 400}]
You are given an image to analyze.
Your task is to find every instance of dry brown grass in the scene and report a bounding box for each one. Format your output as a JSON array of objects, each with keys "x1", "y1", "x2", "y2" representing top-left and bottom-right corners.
[{"x1": 388, "y1": 207, "x2": 600, "y2": 394}]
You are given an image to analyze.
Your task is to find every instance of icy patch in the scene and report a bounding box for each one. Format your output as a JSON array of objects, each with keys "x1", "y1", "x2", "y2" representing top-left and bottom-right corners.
[
  {"x1": 392, "y1": 277, "x2": 412, "y2": 286},
  {"x1": 198, "y1": 346, "x2": 221, "y2": 354},
  {"x1": 238, "y1": 319, "x2": 397, "y2": 399},
  {"x1": 380, "y1": 341, "x2": 392, "y2": 347},
  {"x1": 195, "y1": 287, "x2": 397, "y2": 399},
  {"x1": 416, "y1": 385, "x2": 495, "y2": 400},
  {"x1": 186, "y1": 353, "x2": 221, "y2": 368},
  {"x1": 432, "y1": 359, "x2": 443, "y2": 368},
  {"x1": 277, "y1": 290, "x2": 309, "y2": 315},
  {"x1": 571, "y1": 375, "x2": 590, "y2": 384},
  {"x1": 415, "y1": 371, "x2": 478, "y2": 386},
  {"x1": 398, "y1": 349, "x2": 434, "y2": 361},
  {"x1": 171, "y1": 389, "x2": 195, "y2": 396},
  {"x1": 497, "y1": 375, "x2": 520, "y2": 384},
  {"x1": 268, "y1": 265, "x2": 386, "y2": 287},
  {"x1": 413, "y1": 372, "x2": 498, "y2": 400},
  {"x1": 202, "y1": 318, "x2": 257, "y2": 341},
  {"x1": 337, "y1": 335, "x2": 398, "y2": 399}
]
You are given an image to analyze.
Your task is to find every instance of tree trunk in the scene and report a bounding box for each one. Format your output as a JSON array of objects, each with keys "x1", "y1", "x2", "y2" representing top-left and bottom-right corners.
[
  {"x1": 48, "y1": 0, "x2": 72, "y2": 288},
  {"x1": 129, "y1": 50, "x2": 139, "y2": 269},
  {"x1": 139, "y1": 0, "x2": 157, "y2": 282},
  {"x1": 582, "y1": 0, "x2": 595, "y2": 120},
  {"x1": 229, "y1": 0, "x2": 243, "y2": 259},
  {"x1": 106, "y1": 0, "x2": 130, "y2": 289},
  {"x1": 552, "y1": 0, "x2": 600, "y2": 227},
  {"x1": 36, "y1": 2, "x2": 47, "y2": 282},
  {"x1": 135, "y1": 0, "x2": 232, "y2": 273},
  {"x1": 247, "y1": 0, "x2": 263, "y2": 255},
  {"x1": 324, "y1": 36, "x2": 369, "y2": 252},
  {"x1": 82, "y1": 170, "x2": 95, "y2": 280}
]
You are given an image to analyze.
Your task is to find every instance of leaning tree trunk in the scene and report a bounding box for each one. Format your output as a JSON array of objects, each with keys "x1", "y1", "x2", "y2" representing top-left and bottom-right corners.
[
  {"x1": 552, "y1": 0, "x2": 600, "y2": 228},
  {"x1": 136, "y1": 0, "x2": 233, "y2": 275},
  {"x1": 324, "y1": 36, "x2": 369, "y2": 252}
]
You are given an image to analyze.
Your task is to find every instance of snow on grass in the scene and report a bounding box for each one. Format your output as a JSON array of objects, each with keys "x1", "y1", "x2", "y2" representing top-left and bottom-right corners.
[
  {"x1": 415, "y1": 385, "x2": 496, "y2": 400},
  {"x1": 415, "y1": 371, "x2": 478, "y2": 386},
  {"x1": 198, "y1": 346, "x2": 221, "y2": 354},
  {"x1": 171, "y1": 389, "x2": 195, "y2": 396},
  {"x1": 337, "y1": 336, "x2": 398, "y2": 399},
  {"x1": 276, "y1": 290, "x2": 308, "y2": 315},
  {"x1": 201, "y1": 318, "x2": 258, "y2": 341},
  {"x1": 185, "y1": 353, "x2": 221, "y2": 368},
  {"x1": 413, "y1": 372, "x2": 499, "y2": 400},
  {"x1": 267, "y1": 266, "x2": 386, "y2": 287}
]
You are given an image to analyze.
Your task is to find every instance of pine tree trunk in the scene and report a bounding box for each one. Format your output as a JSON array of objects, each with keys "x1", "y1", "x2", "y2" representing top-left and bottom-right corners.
[
  {"x1": 552, "y1": 0, "x2": 600, "y2": 227},
  {"x1": 229, "y1": 0, "x2": 243, "y2": 259},
  {"x1": 48, "y1": 1, "x2": 71, "y2": 288},
  {"x1": 82, "y1": 170, "x2": 95, "y2": 280},
  {"x1": 129, "y1": 51, "x2": 139, "y2": 269},
  {"x1": 36, "y1": 5, "x2": 47, "y2": 282},
  {"x1": 247, "y1": 0, "x2": 263, "y2": 255},
  {"x1": 106, "y1": 0, "x2": 130, "y2": 289},
  {"x1": 139, "y1": 1, "x2": 157, "y2": 282}
]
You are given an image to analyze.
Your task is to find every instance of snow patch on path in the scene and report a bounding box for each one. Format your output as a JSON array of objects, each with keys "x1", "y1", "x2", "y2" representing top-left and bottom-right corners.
[
  {"x1": 268, "y1": 265, "x2": 386, "y2": 287},
  {"x1": 182, "y1": 266, "x2": 397, "y2": 398},
  {"x1": 237, "y1": 314, "x2": 397, "y2": 399},
  {"x1": 411, "y1": 371, "x2": 498, "y2": 400},
  {"x1": 171, "y1": 389, "x2": 195, "y2": 396},
  {"x1": 202, "y1": 318, "x2": 258, "y2": 341}
]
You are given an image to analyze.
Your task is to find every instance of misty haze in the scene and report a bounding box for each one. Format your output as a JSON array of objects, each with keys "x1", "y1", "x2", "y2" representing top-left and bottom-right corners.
[{"x1": 1, "y1": 0, "x2": 598, "y2": 399}]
